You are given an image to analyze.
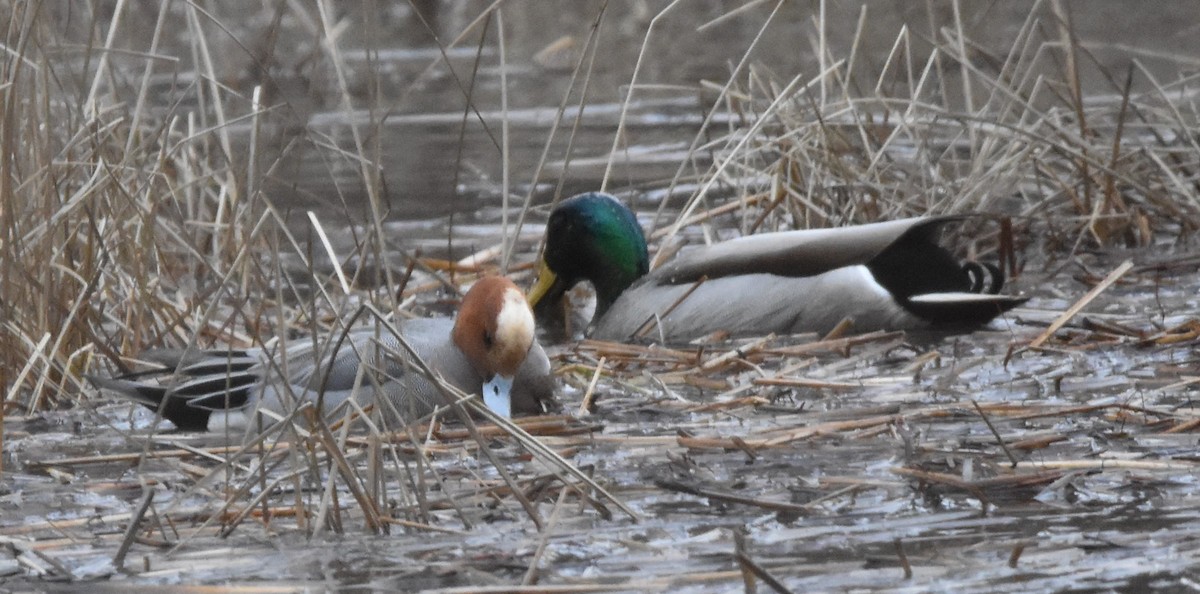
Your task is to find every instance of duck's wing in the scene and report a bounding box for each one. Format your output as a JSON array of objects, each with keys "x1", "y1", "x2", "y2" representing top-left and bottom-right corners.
[
  {"x1": 592, "y1": 215, "x2": 1028, "y2": 341},
  {"x1": 653, "y1": 216, "x2": 955, "y2": 283},
  {"x1": 274, "y1": 331, "x2": 385, "y2": 394},
  {"x1": 255, "y1": 328, "x2": 443, "y2": 422},
  {"x1": 87, "y1": 348, "x2": 263, "y2": 431},
  {"x1": 595, "y1": 267, "x2": 1027, "y2": 342},
  {"x1": 594, "y1": 269, "x2": 921, "y2": 341}
]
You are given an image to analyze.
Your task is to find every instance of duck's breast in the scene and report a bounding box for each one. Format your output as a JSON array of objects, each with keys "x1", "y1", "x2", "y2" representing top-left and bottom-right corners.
[
  {"x1": 374, "y1": 318, "x2": 555, "y2": 418},
  {"x1": 593, "y1": 266, "x2": 925, "y2": 342},
  {"x1": 512, "y1": 341, "x2": 555, "y2": 415}
]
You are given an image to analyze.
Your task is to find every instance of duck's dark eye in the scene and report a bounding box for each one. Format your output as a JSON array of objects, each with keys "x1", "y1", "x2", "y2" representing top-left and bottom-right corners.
[{"x1": 482, "y1": 330, "x2": 494, "y2": 348}]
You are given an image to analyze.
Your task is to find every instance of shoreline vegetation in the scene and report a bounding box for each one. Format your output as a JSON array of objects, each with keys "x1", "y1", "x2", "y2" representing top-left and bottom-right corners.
[{"x1": 2, "y1": 2, "x2": 1198, "y2": 590}]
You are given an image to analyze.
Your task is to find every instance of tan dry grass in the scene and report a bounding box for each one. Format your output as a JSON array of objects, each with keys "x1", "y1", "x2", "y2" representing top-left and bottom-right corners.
[
  {"x1": 0, "y1": 1, "x2": 618, "y2": 533},
  {"x1": 625, "y1": 1, "x2": 1200, "y2": 261}
]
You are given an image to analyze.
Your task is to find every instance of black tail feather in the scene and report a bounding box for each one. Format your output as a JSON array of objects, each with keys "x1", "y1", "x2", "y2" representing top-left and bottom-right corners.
[
  {"x1": 86, "y1": 373, "x2": 214, "y2": 431},
  {"x1": 961, "y1": 261, "x2": 1004, "y2": 294},
  {"x1": 87, "y1": 349, "x2": 264, "y2": 431}
]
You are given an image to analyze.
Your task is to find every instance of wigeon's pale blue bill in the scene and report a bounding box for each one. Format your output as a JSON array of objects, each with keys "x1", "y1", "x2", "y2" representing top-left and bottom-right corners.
[{"x1": 482, "y1": 374, "x2": 514, "y2": 418}]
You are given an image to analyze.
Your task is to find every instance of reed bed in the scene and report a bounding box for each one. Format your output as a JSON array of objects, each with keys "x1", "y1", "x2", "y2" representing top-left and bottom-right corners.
[
  {"x1": 2, "y1": 1, "x2": 1199, "y2": 591},
  {"x1": 626, "y1": 1, "x2": 1200, "y2": 260},
  {"x1": 0, "y1": 0, "x2": 625, "y2": 551}
]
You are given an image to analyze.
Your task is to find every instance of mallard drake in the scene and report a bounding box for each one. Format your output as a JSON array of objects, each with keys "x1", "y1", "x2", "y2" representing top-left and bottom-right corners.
[
  {"x1": 529, "y1": 192, "x2": 1026, "y2": 342},
  {"x1": 90, "y1": 276, "x2": 556, "y2": 431}
]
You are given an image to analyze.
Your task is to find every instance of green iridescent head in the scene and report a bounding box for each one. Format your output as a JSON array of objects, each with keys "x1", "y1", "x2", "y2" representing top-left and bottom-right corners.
[{"x1": 528, "y1": 192, "x2": 649, "y2": 325}]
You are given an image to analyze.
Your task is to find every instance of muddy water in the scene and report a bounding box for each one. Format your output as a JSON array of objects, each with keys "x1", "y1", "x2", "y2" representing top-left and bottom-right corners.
[{"x1": 6, "y1": 2, "x2": 1200, "y2": 592}]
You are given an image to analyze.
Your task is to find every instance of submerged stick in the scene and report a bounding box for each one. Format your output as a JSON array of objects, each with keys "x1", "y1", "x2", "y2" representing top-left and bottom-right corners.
[
  {"x1": 1028, "y1": 260, "x2": 1133, "y2": 348},
  {"x1": 972, "y1": 400, "x2": 1019, "y2": 468},
  {"x1": 734, "y1": 529, "x2": 792, "y2": 594},
  {"x1": 113, "y1": 486, "x2": 155, "y2": 570},
  {"x1": 655, "y1": 479, "x2": 813, "y2": 513},
  {"x1": 893, "y1": 537, "x2": 912, "y2": 579}
]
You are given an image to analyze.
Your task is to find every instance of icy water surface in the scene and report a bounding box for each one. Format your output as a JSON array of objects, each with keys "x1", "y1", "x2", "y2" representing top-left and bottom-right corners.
[{"x1": 4, "y1": 249, "x2": 1199, "y2": 592}]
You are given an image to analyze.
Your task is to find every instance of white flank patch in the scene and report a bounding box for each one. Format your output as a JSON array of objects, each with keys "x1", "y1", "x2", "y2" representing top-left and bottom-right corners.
[
  {"x1": 206, "y1": 410, "x2": 251, "y2": 432},
  {"x1": 849, "y1": 265, "x2": 893, "y2": 300},
  {"x1": 910, "y1": 292, "x2": 1016, "y2": 303}
]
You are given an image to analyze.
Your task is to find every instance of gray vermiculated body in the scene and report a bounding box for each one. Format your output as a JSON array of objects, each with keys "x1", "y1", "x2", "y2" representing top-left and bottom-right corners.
[
  {"x1": 256, "y1": 319, "x2": 552, "y2": 424},
  {"x1": 592, "y1": 265, "x2": 925, "y2": 341},
  {"x1": 255, "y1": 320, "x2": 472, "y2": 424}
]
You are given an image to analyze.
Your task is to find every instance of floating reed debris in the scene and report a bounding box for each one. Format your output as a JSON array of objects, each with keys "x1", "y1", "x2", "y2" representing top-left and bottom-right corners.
[{"x1": 892, "y1": 466, "x2": 1069, "y2": 503}]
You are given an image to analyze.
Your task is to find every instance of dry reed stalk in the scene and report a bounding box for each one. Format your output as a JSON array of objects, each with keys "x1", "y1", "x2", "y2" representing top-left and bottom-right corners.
[
  {"x1": 656, "y1": 478, "x2": 817, "y2": 514},
  {"x1": 637, "y1": 1, "x2": 1200, "y2": 253},
  {"x1": 509, "y1": 3, "x2": 609, "y2": 267},
  {"x1": 1028, "y1": 260, "x2": 1134, "y2": 348}
]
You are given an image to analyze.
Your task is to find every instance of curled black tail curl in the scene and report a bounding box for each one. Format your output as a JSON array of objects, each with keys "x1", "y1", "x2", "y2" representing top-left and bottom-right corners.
[{"x1": 962, "y1": 261, "x2": 1004, "y2": 294}]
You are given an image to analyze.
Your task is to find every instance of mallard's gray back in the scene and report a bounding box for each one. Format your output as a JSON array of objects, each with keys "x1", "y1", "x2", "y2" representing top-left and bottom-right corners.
[
  {"x1": 656, "y1": 216, "x2": 951, "y2": 283},
  {"x1": 593, "y1": 266, "x2": 924, "y2": 341}
]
